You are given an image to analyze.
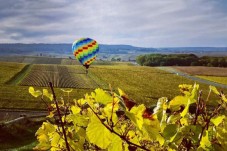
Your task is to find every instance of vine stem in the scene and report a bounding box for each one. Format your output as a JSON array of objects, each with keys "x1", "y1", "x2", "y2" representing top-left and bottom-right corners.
[
  {"x1": 87, "y1": 104, "x2": 149, "y2": 151},
  {"x1": 198, "y1": 103, "x2": 222, "y2": 145},
  {"x1": 49, "y1": 82, "x2": 70, "y2": 151}
]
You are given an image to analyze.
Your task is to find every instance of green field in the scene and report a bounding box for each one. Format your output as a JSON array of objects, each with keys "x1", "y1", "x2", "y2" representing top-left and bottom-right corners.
[
  {"x1": 197, "y1": 75, "x2": 227, "y2": 85},
  {"x1": 0, "y1": 60, "x2": 225, "y2": 110}
]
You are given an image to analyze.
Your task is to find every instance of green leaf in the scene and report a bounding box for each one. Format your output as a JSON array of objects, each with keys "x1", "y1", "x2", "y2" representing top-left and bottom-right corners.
[
  {"x1": 167, "y1": 114, "x2": 181, "y2": 124},
  {"x1": 125, "y1": 104, "x2": 146, "y2": 130},
  {"x1": 29, "y1": 87, "x2": 42, "y2": 98},
  {"x1": 210, "y1": 86, "x2": 220, "y2": 95},
  {"x1": 92, "y1": 88, "x2": 113, "y2": 105},
  {"x1": 199, "y1": 130, "x2": 211, "y2": 150},
  {"x1": 143, "y1": 124, "x2": 164, "y2": 145},
  {"x1": 86, "y1": 114, "x2": 112, "y2": 149},
  {"x1": 43, "y1": 89, "x2": 53, "y2": 101},
  {"x1": 190, "y1": 125, "x2": 202, "y2": 142},
  {"x1": 163, "y1": 124, "x2": 178, "y2": 140},
  {"x1": 211, "y1": 115, "x2": 225, "y2": 126}
]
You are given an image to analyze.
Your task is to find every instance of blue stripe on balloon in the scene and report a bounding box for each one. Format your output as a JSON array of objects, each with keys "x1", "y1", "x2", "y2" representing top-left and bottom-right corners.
[
  {"x1": 72, "y1": 38, "x2": 93, "y2": 53},
  {"x1": 80, "y1": 47, "x2": 99, "y2": 64},
  {"x1": 77, "y1": 46, "x2": 99, "y2": 62}
]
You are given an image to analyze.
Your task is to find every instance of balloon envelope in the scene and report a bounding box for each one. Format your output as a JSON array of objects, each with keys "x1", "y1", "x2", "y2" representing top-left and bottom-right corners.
[{"x1": 72, "y1": 38, "x2": 99, "y2": 68}]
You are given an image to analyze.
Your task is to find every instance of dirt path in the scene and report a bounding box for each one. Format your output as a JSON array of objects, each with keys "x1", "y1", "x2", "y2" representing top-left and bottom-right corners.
[
  {"x1": 157, "y1": 67, "x2": 227, "y2": 89},
  {"x1": 0, "y1": 109, "x2": 47, "y2": 122},
  {"x1": 6, "y1": 64, "x2": 33, "y2": 85}
]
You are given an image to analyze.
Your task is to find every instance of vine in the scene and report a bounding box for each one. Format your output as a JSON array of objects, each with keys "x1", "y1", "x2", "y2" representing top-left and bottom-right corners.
[{"x1": 29, "y1": 83, "x2": 227, "y2": 151}]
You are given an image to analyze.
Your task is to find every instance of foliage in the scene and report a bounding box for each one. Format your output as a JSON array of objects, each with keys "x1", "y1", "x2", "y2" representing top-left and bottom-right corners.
[
  {"x1": 136, "y1": 54, "x2": 227, "y2": 67},
  {"x1": 29, "y1": 83, "x2": 227, "y2": 151}
]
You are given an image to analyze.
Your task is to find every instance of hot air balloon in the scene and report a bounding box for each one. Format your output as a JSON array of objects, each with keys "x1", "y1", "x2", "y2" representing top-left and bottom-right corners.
[{"x1": 72, "y1": 38, "x2": 99, "y2": 74}]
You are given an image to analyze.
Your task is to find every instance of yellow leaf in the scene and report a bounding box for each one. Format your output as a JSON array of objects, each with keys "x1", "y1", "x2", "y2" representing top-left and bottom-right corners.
[
  {"x1": 210, "y1": 86, "x2": 220, "y2": 95},
  {"x1": 180, "y1": 99, "x2": 190, "y2": 117},
  {"x1": 211, "y1": 115, "x2": 225, "y2": 126},
  {"x1": 71, "y1": 105, "x2": 81, "y2": 114},
  {"x1": 60, "y1": 88, "x2": 73, "y2": 93},
  {"x1": 221, "y1": 94, "x2": 227, "y2": 103},
  {"x1": 169, "y1": 96, "x2": 188, "y2": 111},
  {"x1": 118, "y1": 88, "x2": 128, "y2": 98},
  {"x1": 86, "y1": 114, "x2": 112, "y2": 149},
  {"x1": 43, "y1": 89, "x2": 53, "y2": 101},
  {"x1": 108, "y1": 134, "x2": 123, "y2": 151},
  {"x1": 47, "y1": 111, "x2": 54, "y2": 118},
  {"x1": 92, "y1": 88, "x2": 112, "y2": 105},
  {"x1": 126, "y1": 104, "x2": 146, "y2": 130},
  {"x1": 199, "y1": 130, "x2": 211, "y2": 150},
  {"x1": 29, "y1": 87, "x2": 42, "y2": 98}
]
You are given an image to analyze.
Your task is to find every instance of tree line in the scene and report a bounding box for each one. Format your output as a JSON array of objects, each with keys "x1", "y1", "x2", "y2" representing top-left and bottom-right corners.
[{"x1": 136, "y1": 54, "x2": 227, "y2": 67}]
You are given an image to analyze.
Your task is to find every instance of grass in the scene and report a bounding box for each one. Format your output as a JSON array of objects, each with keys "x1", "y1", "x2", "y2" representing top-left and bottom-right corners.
[
  {"x1": 197, "y1": 76, "x2": 227, "y2": 85},
  {"x1": 90, "y1": 65, "x2": 225, "y2": 106},
  {"x1": 173, "y1": 66, "x2": 227, "y2": 76},
  {"x1": 0, "y1": 120, "x2": 40, "y2": 150},
  {"x1": 0, "y1": 62, "x2": 26, "y2": 84}
]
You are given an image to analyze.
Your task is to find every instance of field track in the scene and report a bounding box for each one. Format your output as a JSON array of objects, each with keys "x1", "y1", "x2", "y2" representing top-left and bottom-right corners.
[
  {"x1": 158, "y1": 67, "x2": 227, "y2": 88},
  {"x1": 172, "y1": 66, "x2": 227, "y2": 76},
  {"x1": 6, "y1": 64, "x2": 32, "y2": 85}
]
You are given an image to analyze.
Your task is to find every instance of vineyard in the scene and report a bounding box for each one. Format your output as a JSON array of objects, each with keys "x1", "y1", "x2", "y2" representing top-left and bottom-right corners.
[
  {"x1": 20, "y1": 64, "x2": 100, "y2": 88},
  {"x1": 1, "y1": 61, "x2": 227, "y2": 109}
]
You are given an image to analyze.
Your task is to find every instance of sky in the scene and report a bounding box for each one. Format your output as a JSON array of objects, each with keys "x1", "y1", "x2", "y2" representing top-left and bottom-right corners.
[{"x1": 0, "y1": 0, "x2": 227, "y2": 47}]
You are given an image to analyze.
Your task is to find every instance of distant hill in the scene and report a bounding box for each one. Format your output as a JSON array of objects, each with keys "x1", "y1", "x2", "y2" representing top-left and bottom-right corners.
[{"x1": 0, "y1": 43, "x2": 227, "y2": 57}]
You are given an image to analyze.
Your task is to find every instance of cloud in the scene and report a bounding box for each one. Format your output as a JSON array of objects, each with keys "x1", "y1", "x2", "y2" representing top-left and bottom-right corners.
[{"x1": 0, "y1": 0, "x2": 226, "y2": 47}]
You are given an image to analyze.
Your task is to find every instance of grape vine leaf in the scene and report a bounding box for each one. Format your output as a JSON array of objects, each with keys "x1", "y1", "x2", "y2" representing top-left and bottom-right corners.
[
  {"x1": 221, "y1": 93, "x2": 227, "y2": 103},
  {"x1": 92, "y1": 88, "x2": 113, "y2": 105},
  {"x1": 108, "y1": 134, "x2": 122, "y2": 151},
  {"x1": 153, "y1": 97, "x2": 167, "y2": 121},
  {"x1": 86, "y1": 114, "x2": 112, "y2": 149},
  {"x1": 50, "y1": 132, "x2": 61, "y2": 149},
  {"x1": 199, "y1": 130, "x2": 211, "y2": 150},
  {"x1": 163, "y1": 124, "x2": 178, "y2": 139},
  {"x1": 125, "y1": 104, "x2": 146, "y2": 130},
  {"x1": 180, "y1": 98, "x2": 190, "y2": 117},
  {"x1": 43, "y1": 89, "x2": 53, "y2": 101},
  {"x1": 210, "y1": 86, "x2": 220, "y2": 95},
  {"x1": 169, "y1": 96, "x2": 188, "y2": 111},
  {"x1": 70, "y1": 114, "x2": 89, "y2": 127},
  {"x1": 211, "y1": 115, "x2": 225, "y2": 126},
  {"x1": 71, "y1": 105, "x2": 81, "y2": 114},
  {"x1": 29, "y1": 87, "x2": 42, "y2": 98}
]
